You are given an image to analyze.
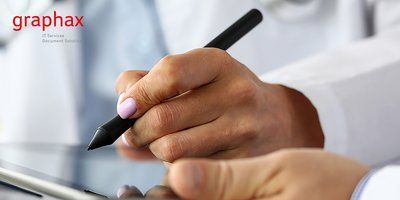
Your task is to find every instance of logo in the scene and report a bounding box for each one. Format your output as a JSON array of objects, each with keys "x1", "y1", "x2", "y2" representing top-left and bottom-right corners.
[{"x1": 12, "y1": 11, "x2": 84, "y2": 31}]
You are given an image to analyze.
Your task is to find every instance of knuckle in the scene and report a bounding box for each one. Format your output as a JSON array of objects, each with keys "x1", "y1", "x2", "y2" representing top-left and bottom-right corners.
[
  {"x1": 149, "y1": 104, "x2": 176, "y2": 133},
  {"x1": 209, "y1": 48, "x2": 231, "y2": 60},
  {"x1": 209, "y1": 48, "x2": 233, "y2": 70},
  {"x1": 159, "y1": 54, "x2": 176, "y2": 66},
  {"x1": 231, "y1": 79, "x2": 260, "y2": 104},
  {"x1": 160, "y1": 55, "x2": 182, "y2": 77},
  {"x1": 232, "y1": 117, "x2": 259, "y2": 143},
  {"x1": 124, "y1": 128, "x2": 143, "y2": 148},
  {"x1": 158, "y1": 138, "x2": 184, "y2": 162},
  {"x1": 131, "y1": 82, "x2": 153, "y2": 106},
  {"x1": 115, "y1": 71, "x2": 133, "y2": 93},
  {"x1": 159, "y1": 55, "x2": 184, "y2": 92}
]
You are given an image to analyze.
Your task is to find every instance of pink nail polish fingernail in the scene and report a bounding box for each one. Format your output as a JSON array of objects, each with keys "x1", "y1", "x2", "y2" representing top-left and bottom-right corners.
[{"x1": 117, "y1": 97, "x2": 137, "y2": 119}]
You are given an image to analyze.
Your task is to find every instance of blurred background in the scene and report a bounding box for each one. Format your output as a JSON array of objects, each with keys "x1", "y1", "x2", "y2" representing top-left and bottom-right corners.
[{"x1": 0, "y1": 0, "x2": 169, "y2": 196}]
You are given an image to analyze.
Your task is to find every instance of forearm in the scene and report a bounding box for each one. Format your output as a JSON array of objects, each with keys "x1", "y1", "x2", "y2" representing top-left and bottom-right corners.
[{"x1": 260, "y1": 28, "x2": 400, "y2": 164}]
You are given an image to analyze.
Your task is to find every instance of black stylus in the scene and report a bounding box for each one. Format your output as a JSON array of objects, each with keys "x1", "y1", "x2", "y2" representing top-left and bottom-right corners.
[{"x1": 87, "y1": 9, "x2": 263, "y2": 150}]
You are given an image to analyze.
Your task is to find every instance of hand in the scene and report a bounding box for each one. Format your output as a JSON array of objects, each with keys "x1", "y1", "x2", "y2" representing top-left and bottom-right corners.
[
  {"x1": 117, "y1": 185, "x2": 177, "y2": 199},
  {"x1": 115, "y1": 48, "x2": 324, "y2": 162},
  {"x1": 165, "y1": 149, "x2": 370, "y2": 200}
]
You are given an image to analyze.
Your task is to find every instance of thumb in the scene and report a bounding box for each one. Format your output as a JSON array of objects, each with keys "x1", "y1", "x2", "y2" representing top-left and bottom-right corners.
[{"x1": 168, "y1": 157, "x2": 276, "y2": 200}]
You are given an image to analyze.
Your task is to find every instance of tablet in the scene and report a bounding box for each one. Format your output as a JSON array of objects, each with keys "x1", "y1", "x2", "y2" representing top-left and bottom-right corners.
[
  {"x1": 0, "y1": 160, "x2": 97, "y2": 199},
  {"x1": 0, "y1": 143, "x2": 167, "y2": 199}
]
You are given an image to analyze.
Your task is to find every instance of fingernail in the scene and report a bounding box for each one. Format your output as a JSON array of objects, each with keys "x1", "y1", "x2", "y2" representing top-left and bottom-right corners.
[
  {"x1": 121, "y1": 134, "x2": 132, "y2": 147},
  {"x1": 117, "y1": 185, "x2": 143, "y2": 198},
  {"x1": 117, "y1": 185, "x2": 129, "y2": 198},
  {"x1": 182, "y1": 163, "x2": 202, "y2": 195},
  {"x1": 117, "y1": 97, "x2": 137, "y2": 119}
]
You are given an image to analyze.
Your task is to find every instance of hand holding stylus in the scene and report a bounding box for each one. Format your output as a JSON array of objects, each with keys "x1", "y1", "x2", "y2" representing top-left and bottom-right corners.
[
  {"x1": 89, "y1": 9, "x2": 324, "y2": 161},
  {"x1": 87, "y1": 9, "x2": 265, "y2": 150},
  {"x1": 115, "y1": 48, "x2": 324, "y2": 162}
]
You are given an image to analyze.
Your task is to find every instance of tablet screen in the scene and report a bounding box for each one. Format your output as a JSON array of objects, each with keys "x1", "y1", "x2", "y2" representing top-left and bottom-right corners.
[{"x1": 0, "y1": 143, "x2": 166, "y2": 198}]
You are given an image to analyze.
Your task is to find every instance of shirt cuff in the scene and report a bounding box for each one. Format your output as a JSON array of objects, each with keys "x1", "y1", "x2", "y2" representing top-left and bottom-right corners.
[
  {"x1": 351, "y1": 169, "x2": 379, "y2": 200},
  {"x1": 351, "y1": 166, "x2": 400, "y2": 200}
]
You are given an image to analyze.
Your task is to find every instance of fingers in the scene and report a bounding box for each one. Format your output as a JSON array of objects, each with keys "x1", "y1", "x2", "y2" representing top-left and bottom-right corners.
[
  {"x1": 116, "y1": 184, "x2": 178, "y2": 199},
  {"x1": 115, "y1": 70, "x2": 148, "y2": 118},
  {"x1": 168, "y1": 156, "x2": 280, "y2": 200},
  {"x1": 120, "y1": 48, "x2": 233, "y2": 118},
  {"x1": 144, "y1": 185, "x2": 178, "y2": 199},
  {"x1": 117, "y1": 185, "x2": 143, "y2": 199},
  {"x1": 137, "y1": 104, "x2": 263, "y2": 162},
  {"x1": 115, "y1": 70, "x2": 148, "y2": 95},
  {"x1": 146, "y1": 115, "x2": 247, "y2": 162},
  {"x1": 126, "y1": 81, "x2": 229, "y2": 147},
  {"x1": 124, "y1": 76, "x2": 263, "y2": 150},
  {"x1": 116, "y1": 137, "x2": 156, "y2": 160}
]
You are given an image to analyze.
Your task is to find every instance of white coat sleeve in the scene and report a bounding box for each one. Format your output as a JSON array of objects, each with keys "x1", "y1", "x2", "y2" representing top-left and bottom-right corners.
[
  {"x1": 351, "y1": 166, "x2": 400, "y2": 200},
  {"x1": 260, "y1": 1, "x2": 400, "y2": 165}
]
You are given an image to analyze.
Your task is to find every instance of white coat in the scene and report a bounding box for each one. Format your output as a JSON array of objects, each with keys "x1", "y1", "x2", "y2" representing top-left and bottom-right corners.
[{"x1": 0, "y1": 0, "x2": 399, "y2": 167}]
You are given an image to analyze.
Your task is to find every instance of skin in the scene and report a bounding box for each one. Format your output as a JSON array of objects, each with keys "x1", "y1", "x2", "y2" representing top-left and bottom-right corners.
[
  {"x1": 164, "y1": 149, "x2": 370, "y2": 200},
  {"x1": 116, "y1": 185, "x2": 177, "y2": 199},
  {"x1": 115, "y1": 48, "x2": 324, "y2": 162}
]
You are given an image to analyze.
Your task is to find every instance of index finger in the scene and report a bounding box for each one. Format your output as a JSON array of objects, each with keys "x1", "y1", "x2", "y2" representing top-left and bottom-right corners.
[
  {"x1": 121, "y1": 48, "x2": 233, "y2": 118},
  {"x1": 115, "y1": 70, "x2": 148, "y2": 96}
]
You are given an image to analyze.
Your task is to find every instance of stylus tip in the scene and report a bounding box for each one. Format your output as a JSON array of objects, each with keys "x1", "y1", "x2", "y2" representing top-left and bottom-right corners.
[
  {"x1": 87, "y1": 128, "x2": 113, "y2": 151},
  {"x1": 87, "y1": 141, "x2": 98, "y2": 151}
]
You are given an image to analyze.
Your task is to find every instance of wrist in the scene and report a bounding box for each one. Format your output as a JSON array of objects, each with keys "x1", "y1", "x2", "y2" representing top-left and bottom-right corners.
[{"x1": 274, "y1": 84, "x2": 324, "y2": 147}]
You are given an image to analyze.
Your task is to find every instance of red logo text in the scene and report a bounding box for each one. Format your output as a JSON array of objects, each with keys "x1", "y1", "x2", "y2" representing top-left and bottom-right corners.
[{"x1": 12, "y1": 11, "x2": 84, "y2": 31}]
